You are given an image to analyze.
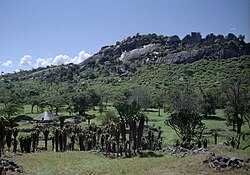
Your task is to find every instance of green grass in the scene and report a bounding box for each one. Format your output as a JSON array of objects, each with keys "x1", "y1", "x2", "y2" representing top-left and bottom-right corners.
[
  {"x1": 5, "y1": 106, "x2": 250, "y2": 175},
  {"x1": 6, "y1": 146, "x2": 250, "y2": 175},
  {"x1": 3, "y1": 104, "x2": 250, "y2": 175}
]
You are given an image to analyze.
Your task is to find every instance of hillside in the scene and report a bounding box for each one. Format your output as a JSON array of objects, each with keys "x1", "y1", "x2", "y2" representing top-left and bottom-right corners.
[
  {"x1": 0, "y1": 32, "x2": 250, "y2": 98},
  {"x1": 82, "y1": 32, "x2": 250, "y2": 66}
]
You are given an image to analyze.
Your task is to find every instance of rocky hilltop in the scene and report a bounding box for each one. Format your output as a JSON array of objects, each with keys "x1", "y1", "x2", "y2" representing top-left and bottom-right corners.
[
  {"x1": 81, "y1": 32, "x2": 250, "y2": 67},
  {"x1": 1, "y1": 32, "x2": 250, "y2": 83}
]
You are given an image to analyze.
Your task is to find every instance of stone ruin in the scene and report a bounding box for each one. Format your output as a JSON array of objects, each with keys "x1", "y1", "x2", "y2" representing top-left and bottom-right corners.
[
  {"x1": 0, "y1": 158, "x2": 22, "y2": 174},
  {"x1": 162, "y1": 145, "x2": 209, "y2": 158},
  {"x1": 203, "y1": 152, "x2": 250, "y2": 171}
]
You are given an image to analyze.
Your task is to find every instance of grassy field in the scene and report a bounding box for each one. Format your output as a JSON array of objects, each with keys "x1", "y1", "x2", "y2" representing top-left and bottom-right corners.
[
  {"x1": 5, "y1": 146, "x2": 250, "y2": 175},
  {"x1": 3, "y1": 105, "x2": 250, "y2": 175}
]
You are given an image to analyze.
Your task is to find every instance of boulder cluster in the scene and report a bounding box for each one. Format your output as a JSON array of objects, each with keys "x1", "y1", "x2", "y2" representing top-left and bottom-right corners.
[
  {"x1": 83, "y1": 32, "x2": 250, "y2": 65},
  {"x1": 162, "y1": 145, "x2": 208, "y2": 158},
  {"x1": 203, "y1": 152, "x2": 250, "y2": 170},
  {"x1": 0, "y1": 158, "x2": 22, "y2": 173}
]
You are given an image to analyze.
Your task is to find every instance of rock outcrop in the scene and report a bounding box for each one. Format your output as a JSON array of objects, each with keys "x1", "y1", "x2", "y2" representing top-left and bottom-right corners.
[
  {"x1": 119, "y1": 44, "x2": 160, "y2": 62},
  {"x1": 2, "y1": 32, "x2": 249, "y2": 83},
  {"x1": 203, "y1": 152, "x2": 250, "y2": 170},
  {"x1": 82, "y1": 32, "x2": 250, "y2": 66}
]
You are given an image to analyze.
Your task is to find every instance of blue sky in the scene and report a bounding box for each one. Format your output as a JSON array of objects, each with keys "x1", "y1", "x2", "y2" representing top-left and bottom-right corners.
[{"x1": 0, "y1": 0, "x2": 249, "y2": 73}]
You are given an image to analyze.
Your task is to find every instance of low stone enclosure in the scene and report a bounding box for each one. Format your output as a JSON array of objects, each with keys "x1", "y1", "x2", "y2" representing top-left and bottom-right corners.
[
  {"x1": 203, "y1": 152, "x2": 250, "y2": 171},
  {"x1": 1, "y1": 145, "x2": 250, "y2": 174},
  {"x1": 162, "y1": 145, "x2": 250, "y2": 171},
  {"x1": 0, "y1": 158, "x2": 22, "y2": 173}
]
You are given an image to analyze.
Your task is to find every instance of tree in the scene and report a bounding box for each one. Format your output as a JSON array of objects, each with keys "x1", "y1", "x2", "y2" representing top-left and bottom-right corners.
[
  {"x1": 25, "y1": 89, "x2": 40, "y2": 114},
  {"x1": 43, "y1": 129, "x2": 50, "y2": 150},
  {"x1": 165, "y1": 109, "x2": 205, "y2": 144},
  {"x1": 46, "y1": 93, "x2": 65, "y2": 115},
  {"x1": 29, "y1": 96, "x2": 40, "y2": 114},
  {"x1": 200, "y1": 89, "x2": 218, "y2": 118},
  {"x1": 100, "y1": 111, "x2": 119, "y2": 125},
  {"x1": 164, "y1": 84, "x2": 205, "y2": 145},
  {"x1": 0, "y1": 89, "x2": 23, "y2": 118},
  {"x1": 223, "y1": 78, "x2": 250, "y2": 134},
  {"x1": 115, "y1": 100, "x2": 141, "y2": 157},
  {"x1": 129, "y1": 87, "x2": 151, "y2": 110},
  {"x1": 85, "y1": 114, "x2": 96, "y2": 125},
  {"x1": 59, "y1": 116, "x2": 66, "y2": 129},
  {"x1": 152, "y1": 91, "x2": 165, "y2": 116},
  {"x1": 72, "y1": 92, "x2": 91, "y2": 115},
  {"x1": 165, "y1": 85, "x2": 202, "y2": 113},
  {"x1": 13, "y1": 128, "x2": 19, "y2": 153},
  {"x1": 86, "y1": 89, "x2": 101, "y2": 110},
  {"x1": 0, "y1": 117, "x2": 7, "y2": 157}
]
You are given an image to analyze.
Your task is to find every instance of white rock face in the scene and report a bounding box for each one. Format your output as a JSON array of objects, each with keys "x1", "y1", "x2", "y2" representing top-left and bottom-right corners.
[{"x1": 119, "y1": 44, "x2": 160, "y2": 62}]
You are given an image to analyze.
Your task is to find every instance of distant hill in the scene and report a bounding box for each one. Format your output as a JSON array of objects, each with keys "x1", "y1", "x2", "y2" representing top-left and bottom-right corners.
[
  {"x1": 0, "y1": 32, "x2": 249, "y2": 98},
  {"x1": 81, "y1": 32, "x2": 250, "y2": 66}
]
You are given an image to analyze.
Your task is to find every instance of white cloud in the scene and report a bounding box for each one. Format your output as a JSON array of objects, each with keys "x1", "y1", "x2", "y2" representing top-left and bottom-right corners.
[
  {"x1": 19, "y1": 55, "x2": 32, "y2": 66},
  {"x1": 14, "y1": 69, "x2": 20, "y2": 73},
  {"x1": 72, "y1": 50, "x2": 92, "y2": 64},
  {"x1": 34, "y1": 50, "x2": 91, "y2": 68},
  {"x1": 52, "y1": 55, "x2": 71, "y2": 65},
  {"x1": 230, "y1": 27, "x2": 237, "y2": 31},
  {"x1": 2, "y1": 60, "x2": 13, "y2": 67},
  {"x1": 35, "y1": 57, "x2": 53, "y2": 68}
]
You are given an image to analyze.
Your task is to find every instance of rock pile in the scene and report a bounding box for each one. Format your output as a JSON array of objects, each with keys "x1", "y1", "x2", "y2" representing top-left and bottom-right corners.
[
  {"x1": 203, "y1": 152, "x2": 250, "y2": 170},
  {"x1": 162, "y1": 145, "x2": 208, "y2": 158},
  {"x1": 0, "y1": 158, "x2": 22, "y2": 173}
]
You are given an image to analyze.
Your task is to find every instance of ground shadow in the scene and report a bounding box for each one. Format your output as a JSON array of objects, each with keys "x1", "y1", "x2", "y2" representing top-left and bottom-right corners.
[{"x1": 139, "y1": 151, "x2": 164, "y2": 158}]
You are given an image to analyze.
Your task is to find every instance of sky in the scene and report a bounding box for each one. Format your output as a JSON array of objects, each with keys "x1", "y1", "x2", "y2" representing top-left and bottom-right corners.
[{"x1": 0, "y1": 0, "x2": 249, "y2": 73}]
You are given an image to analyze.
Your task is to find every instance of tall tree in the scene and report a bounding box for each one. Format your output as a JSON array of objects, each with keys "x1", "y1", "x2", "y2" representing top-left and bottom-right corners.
[
  {"x1": 152, "y1": 91, "x2": 165, "y2": 116},
  {"x1": 0, "y1": 89, "x2": 23, "y2": 118},
  {"x1": 200, "y1": 88, "x2": 218, "y2": 118},
  {"x1": 165, "y1": 84, "x2": 202, "y2": 113},
  {"x1": 0, "y1": 117, "x2": 7, "y2": 157},
  {"x1": 72, "y1": 92, "x2": 91, "y2": 115},
  {"x1": 223, "y1": 78, "x2": 250, "y2": 134},
  {"x1": 86, "y1": 89, "x2": 101, "y2": 110},
  {"x1": 165, "y1": 84, "x2": 205, "y2": 145},
  {"x1": 129, "y1": 87, "x2": 151, "y2": 110}
]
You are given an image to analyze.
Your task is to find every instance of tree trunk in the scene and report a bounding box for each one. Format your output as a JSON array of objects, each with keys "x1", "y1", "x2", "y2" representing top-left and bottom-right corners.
[
  {"x1": 59, "y1": 133, "x2": 63, "y2": 152},
  {"x1": 31, "y1": 104, "x2": 35, "y2": 114},
  {"x1": 56, "y1": 108, "x2": 59, "y2": 116},
  {"x1": 13, "y1": 139, "x2": 17, "y2": 153},
  {"x1": 0, "y1": 141, "x2": 2, "y2": 158},
  {"x1": 45, "y1": 135, "x2": 48, "y2": 150},
  {"x1": 158, "y1": 107, "x2": 161, "y2": 117},
  {"x1": 128, "y1": 128, "x2": 132, "y2": 157},
  {"x1": 55, "y1": 132, "x2": 59, "y2": 152},
  {"x1": 214, "y1": 131, "x2": 217, "y2": 145},
  {"x1": 236, "y1": 133, "x2": 242, "y2": 149},
  {"x1": 232, "y1": 123, "x2": 235, "y2": 131},
  {"x1": 52, "y1": 137, "x2": 54, "y2": 151},
  {"x1": 236, "y1": 115, "x2": 242, "y2": 134}
]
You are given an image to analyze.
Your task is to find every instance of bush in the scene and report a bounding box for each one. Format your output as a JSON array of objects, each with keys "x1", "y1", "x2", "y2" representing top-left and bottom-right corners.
[{"x1": 100, "y1": 111, "x2": 118, "y2": 125}]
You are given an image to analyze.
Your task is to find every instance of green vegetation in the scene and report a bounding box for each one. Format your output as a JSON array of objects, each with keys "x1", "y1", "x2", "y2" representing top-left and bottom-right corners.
[
  {"x1": 6, "y1": 148, "x2": 250, "y2": 175},
  {"x1": 0, "y1": 54, "x2": 250, "y2": 174},
  {"x1": 1, "y1": 56, "x2": 249, "y2": 102},
  {"x1": 1, "y1": 103, "x2": 250, "y2": 174}
]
